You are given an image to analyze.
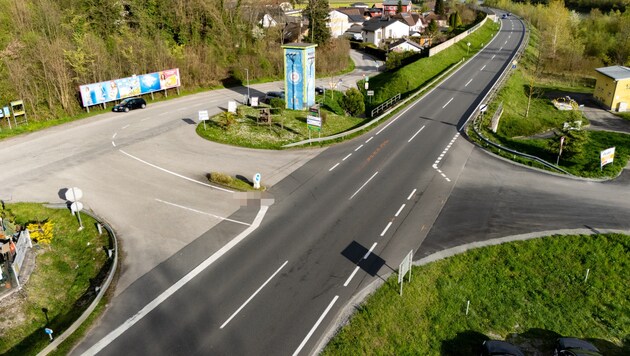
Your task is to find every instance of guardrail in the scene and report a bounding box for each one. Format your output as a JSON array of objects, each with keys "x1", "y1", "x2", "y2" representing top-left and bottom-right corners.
[{"x1": 371, "y1": 93, "x2": 401, "y2": 118}]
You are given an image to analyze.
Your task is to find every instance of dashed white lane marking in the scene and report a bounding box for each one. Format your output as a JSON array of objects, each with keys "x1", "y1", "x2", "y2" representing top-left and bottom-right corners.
[
  {"x1": 122, "y1": 124, "x2": 130, "y2": 130},
  {"x1": 329, "y1": 163, "x2": 340, "y2": 171},
  {"x1": 112, "y1": 133, "x2": 118, "y2": 139},
  {"x1": 344, "y1": 266, "x2": 361, "y2": 287},
  {"x1": 141, "y1": 117, "x2": 151, "y2": 121},
  {"x1": 407, "y1": 189, "x2": 416, "y2": 200},
  {"x1": 465, "y1": 78, "x2": 473, "y2": 87},
  {"x1": 363, "y1": 242, "x2": 377, "y2": 259},
  {"x1": 293, "y1": 295, "x2": 339, "y2": 356},
  {"x1": 442, "y1": 98, "x2": 454, "y2": 109},
  {"x1": 499, "y1": 47, "x2": 503, "y2": 51},
  {"x1": 354, "y1": 144, "x2": 364, "y2": 152},
  {"x1": 492, "y1": 54, "x2": 496, "y2": 59},
  {"x1": 432, "y1": 133, "x2": 459, "y2": 182},
  {"x1": 220, "y1": 260, "x2": 288, "y2": 329},
  {"x1": 380, "y1": 221, "x2": 393, "y2": 237},
  {"x1": 155, "y1": 199, "x2": 250, "y2": 226},
  {"x1": 84, "y1": 205, "x2": 269, "y2": 355},
  {"x1": 481, "y1": 65, "x2": 486, "y2": 71},
  {"x1": 349, "y1": 171, "x2": 378, "y2": 200},
  {"x1": 119, "y1": 149, "x2": 233, "y2": 193},
  {"x1": 365, "y1": 137, "x2": 374, "y2": 143},
  {"x1": 111, "y1": 141, "x2": 116, "y2": 147},
  {"x1": 504, "y1": 40, "x2": 508, "y2": 45},
  {"x1": 342, "y1": 153, "x2": 352, "y2": 161},
  {"x1": 395, "y1": 204, "x2": 406, "y2": 217},
  {"x1": 408, "y1": 125, "x2": 426, "y2": 143}
]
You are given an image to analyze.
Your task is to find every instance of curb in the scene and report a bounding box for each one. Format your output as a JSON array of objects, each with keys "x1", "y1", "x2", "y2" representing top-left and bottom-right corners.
[
  {"x1": 314, "y1": 228, "x2": 630, "y2": 355},
  {"x1": 37, "y1": 206, "x2": 118, "y2": 356}
]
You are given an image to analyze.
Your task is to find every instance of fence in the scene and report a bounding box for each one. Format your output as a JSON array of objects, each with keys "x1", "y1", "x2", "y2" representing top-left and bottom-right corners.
[{"x1": 371, "y1": 93, "x2": 401, "y2": 118}]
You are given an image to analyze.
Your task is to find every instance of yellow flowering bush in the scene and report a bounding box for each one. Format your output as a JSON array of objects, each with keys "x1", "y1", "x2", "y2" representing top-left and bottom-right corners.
[{"x1": 27, "y1": 220, "x2": 54, "y2": 244}]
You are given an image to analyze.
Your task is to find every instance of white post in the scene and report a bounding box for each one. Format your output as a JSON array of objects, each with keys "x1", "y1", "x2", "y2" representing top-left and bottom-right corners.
[
  {"x1": 465, "y1": 300, "x2": 470, "y2": 315},
  {"x1": 246, "y1": 68, "x2": 250, "y2": 105},
  {"x1": 584, "y1": 268, "x2": 590, "y2": 282},
  {"x1": 399, "y1": 278, "x2": 403, "y2": 296}
]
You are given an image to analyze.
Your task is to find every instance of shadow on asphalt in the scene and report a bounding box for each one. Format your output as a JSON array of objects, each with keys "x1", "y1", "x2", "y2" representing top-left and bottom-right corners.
[{"x1": 341, "y1": 240, "x2": 388, "y2": 277}]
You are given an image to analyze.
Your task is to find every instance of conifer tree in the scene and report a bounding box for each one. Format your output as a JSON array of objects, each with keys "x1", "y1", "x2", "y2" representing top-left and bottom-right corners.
[{"x1": 305, "y1": 0, "x2": 331, "y2": 45}]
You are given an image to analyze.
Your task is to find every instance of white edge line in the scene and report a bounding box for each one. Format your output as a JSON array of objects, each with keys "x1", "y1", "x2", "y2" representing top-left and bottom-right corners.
[
  {"x1": 407, "y1": 189, "x2": 416, "y2": 200},
  {"x1": 155, "y1": 199, "x2": 250, "y2": 226},
  {"x1": 407, "y1": 125, "x2": 425, "y2": 143},
  {"x1": 365, "y1": 137, "x2": 373, "y2": 143},
  {"x1": 83, "y1": 205, "x2": 270, "y2": 355},
  {"x1": 220, "y1": 260, "x2": 288, "y2": 329},
  {"x1": 119, "y1": 149, "x2": 233, "y2": 193},
  {"x1": 111, "y1": 141, "x2": 116, "y2": 147},
  {"x1": 342, "y1": 153, "x2": 352, "y2": 161},
  {"x1": 343, "y1": 266, "x2": 361, "y2": 287},
  {"x1": 363, "y1": 242, "x2": 377, "y2": 259},
  {"x1": 329, "y1": 163, "x2": 340, "y2": 171},
  {"x1": 395, "y1": 204, "x2": 406, "y2": 217},
  {"x1": 380, "y1": 221, "x2": 393, "y2": 237},
  {"x1": 292, "y1": 295, "x2": 339, "y2": 356},
  {"x1": 349, "y1": 171, "x2": 378, "y2": 200}
]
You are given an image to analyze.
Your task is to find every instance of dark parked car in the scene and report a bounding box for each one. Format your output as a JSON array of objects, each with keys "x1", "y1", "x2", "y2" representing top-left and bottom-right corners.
[
  {"x1": 481, "y1": 340, "x2": 525, "y2": 356},
  {"x1": 113, "y1": 97, "x2": 147, "y2": 112},
  {"x1": 315, "y1": 86, "x2": 324, "y2": 95},
  {"x1": 262, "y1": 91, "x2": 284, "y2": 103},
  {"x1": 554, "y1": 338, "x2": 602, "y2": 356}
]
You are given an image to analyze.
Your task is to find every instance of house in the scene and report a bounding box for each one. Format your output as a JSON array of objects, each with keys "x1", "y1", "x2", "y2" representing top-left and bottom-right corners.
[
  {"x1": 593, "y1": 66, "x2": 630, "y2": 112},
  {"x1": 393, "y1": 12, "x2": 425, "y2": 34},
  {"x1": 259, "y1": 13, "x2": 278, "y2": 28},
  {"x1": 424, "y1": 12, "x2": 448, "y2": 29},
  {"x1": 388, "y1": 38, "x2": 424, "y2": 52},
  {"x1": 350, "y1": 2, "x2": 370, "y2": 8},
  {"x1": 362, "y1": 16, "x2": 410, "y2": 47},
  {"x1": 382, "y1": 0, "x2": 412, "y2": 15},
  {"x1": 366, "y1": 8, "x2": 383, "y2": 18},
  {"x1": 328, "y1": 8, "x2": 366, "y2": 37}
]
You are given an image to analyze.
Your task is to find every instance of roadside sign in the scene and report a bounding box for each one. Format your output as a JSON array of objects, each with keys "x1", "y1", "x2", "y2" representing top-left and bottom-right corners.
[
  {"x1": 367, "y1": 90, "x2": 374, "y2": 96},
  {"x1": 70, "y1": 201, "x2": 84, "y2": 214},
  {"x1": 307, "y1": 115, "x2": 321, "y2": 128},
  {"x1": 198, "y1": 110, "x2": 209, "y2": 121},
  {"x1": 600, "y1": 147, "x2": 615, "y2": 169},
  {"x1": 65, "y1": 187, "x2": 83, "y2": 202},
  {"x1": 479, "y1": 104, "x2": 487, "y2": 113},
  {"x1": 398, "y1": 250, "x2": 413, "y2": 296},
  {"x1": 512, "y1": 60, "x2": 517, "y2": 69},
  {"x1": 228, "y1": 101, "x2": 237, "y2": 113},
  {"x1": 364, "y1": 82, "x2": 369, "y2": 90},
  {"x1": 250, "y1": 97, "x2": 259, "y2": 107},
  {"x1": 253, "y1": 173, "x2": 261, "y2": 189},
  {"x1": 44, "y1": 328, "x2": 53, "y2": 340},
  {"x1": 2, "y1": 107, "x2": 9, "y2": 117}
]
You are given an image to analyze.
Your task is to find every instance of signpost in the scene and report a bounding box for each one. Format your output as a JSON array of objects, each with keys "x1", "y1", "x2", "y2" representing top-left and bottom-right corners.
[
  {"x1": 198, "y1": 110, "x2": 209, "y2": 130},
  {"x1": 228, "y1": 101, "x2": 237, "y2": 113},
  {"x1": 307, "y1": 105, "x2": 321, "y2": 142},
  {"x1": 398, "y1": 250, "x2": 413, "y2": 296},
  {"x1": 65, "y1": 187, "x2": 84, "y2": 231},
  {"x1": 600, "y1": 147, "x2": 615, "y2": 170},
  {"x1": 253, "y1": 173, "x2": 261, "y2": 189},
  {"x1": 557, "y1": 136, "x2": 565, "y2": 165},
  {"x1": 44, "y1": 328, "x2": 53, "y2": 341}
]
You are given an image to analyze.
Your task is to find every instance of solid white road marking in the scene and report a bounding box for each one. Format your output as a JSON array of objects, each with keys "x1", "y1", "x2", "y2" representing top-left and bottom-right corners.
[
  {"x1": 407, "y1": 125, "x2": 425, "y2": 143},
  {"x1": 354, "y1": 144, "x2": 364, "y2": 152},
  {"x1": 365, "y1": 137, "x2": 374, "y2": 143},
  {"x1": 481, "y1": 65, "x2": 486, "y2": 71},
  {"x1": 111, "y1": 141, "x2": 116, "y2": 147},
  {"x1": 122, "y1": 124, "x2": 130, "y2": 130},
  {"x1": 119, "y1": 150, "x2": 233, "y2": 193},
  {"x1": 220, "y1": 260, "x2": 288, "y2": 329},
  {"x1": 465, "y1": 78, "x2": 473, "y2": 87},
  {"x1": 83, "y1": 205, "x2": 270, "y2": 355},
  {"x1": 395, "y1": 204, "x2": 406, "y2": 217},
  {"x1": 364, "y1": 242, "x2": 377, "y2": 259},
  {"x1": 407, "y1": 189, "x2": 416, "y2": 200},
  {"x1": 329, "y1": 163, "x2": 340, "y2": 172},
  {"x1": 442, "y1": 98, "x2": 454, "y2": 109},
  {"x1": 380, "y1": 222, "x2": 393, "y2": 237},
  {"x1": 155, "y1": 199, "x2": 250, "y2": 226},
  {"x1": 292, "y1": 295, "x2": 339, "y2": 356},
  {"x1": 343, "y1": 266, "x2": 361, "y2": 287},
  {"x1": 112, "y1": 133, "x2": 118, "y2": 139},
  {"x1": 342, "y1": 153, "x2": 352, "y2": 161},
  {"x1": 349, "y1": 171, "x2": 378, "y2": 200}
]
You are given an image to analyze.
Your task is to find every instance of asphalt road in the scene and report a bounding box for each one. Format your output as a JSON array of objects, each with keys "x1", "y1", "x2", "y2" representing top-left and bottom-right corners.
[{"x1": 71, "y1": 15, "x2": 541, "y2": 356}]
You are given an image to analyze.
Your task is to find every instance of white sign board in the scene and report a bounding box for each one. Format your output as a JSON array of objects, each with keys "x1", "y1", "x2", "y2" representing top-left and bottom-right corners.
[
  {"x1": 253, "y1": 173, "x2": 261, "y2": 189},
  {"x1": 65, "y1": 187, "x2": 83, "y2": 202},
  {"x1": 364, "y1": 82, "x2": 369, "y2": 90},
  {"x1": 307, "y1": 115, "x2": 321, "y2": 127},
  {"x1": 228, "y1": 101, "x2": 237, "y2": 113},
  {"x1": 479, "y1": 104, "x2": 488, "y2": 113},
  {"x1": 367, "y1": 90, "x2": 374, "y2": 96},
  {"x1": 70, "y1": 201, "x2": 84, "y2": 214},
  {"x1": 198, "y1": 110, "x2": 209, "y2": 121},
  {"x1": 399, "y1": 249, "x2": 413, "y2": 296},
  {"x1": 251, "y1": 97, "x2": 259, "y2": 107},
  {"x1": 600, "y1": 147, "x2": 615, "y2": 168}
]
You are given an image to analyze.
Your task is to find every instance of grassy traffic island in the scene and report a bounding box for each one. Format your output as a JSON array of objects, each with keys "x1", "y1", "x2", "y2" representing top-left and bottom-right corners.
[
  {"x1": 323, "y1": 234, "x2": 629, "y2": 355},
  {"x1": 0, "y1": 203, "x2": 112, "y2": 355}
]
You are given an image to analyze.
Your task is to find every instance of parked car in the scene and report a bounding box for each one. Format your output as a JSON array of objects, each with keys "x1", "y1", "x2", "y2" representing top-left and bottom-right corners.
[
  {"x1": 481, "y1": 340, "x2": 525, "y2": 356},
  {"x1": 262, "y1": 91, "x2": 284, "y2": 103},
  {"x1": 113, "y1": 97, "x2": 146, "y2": 112},
  {"x1": 315, "y1": 86, "x2": 324, "y2": 95},
  {"x1": 554, "y1": 338, "x2": 602, "y2": 356}
]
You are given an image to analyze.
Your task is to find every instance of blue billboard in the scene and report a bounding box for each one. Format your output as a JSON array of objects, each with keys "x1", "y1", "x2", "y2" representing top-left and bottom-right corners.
[{"x1": 282, "y1": 44, "x2": 317, "y2": 110}]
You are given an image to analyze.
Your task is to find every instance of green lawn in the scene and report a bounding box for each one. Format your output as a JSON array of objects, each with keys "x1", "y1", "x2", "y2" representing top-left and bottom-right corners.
[
  {"x1": 323, "y1": 234, "x2": 630, "y2": 355},
  {"x1": 196, "y1": 99, "x2": 366, "y2": 149},
  {"x1": 0, "y1": 203, "x2": 111, "y2": 355}
]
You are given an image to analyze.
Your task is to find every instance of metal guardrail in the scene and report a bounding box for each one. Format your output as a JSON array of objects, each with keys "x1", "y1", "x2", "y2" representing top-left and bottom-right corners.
[
  {"x1": 371, "y1": 93, "x2": 401, "y2": 118},
  {"x1": 467, "y1": 16, "x2": 572, "y2": 176}
]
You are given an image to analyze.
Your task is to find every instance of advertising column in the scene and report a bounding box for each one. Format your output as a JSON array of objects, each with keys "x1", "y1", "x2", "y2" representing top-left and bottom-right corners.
[{"x1": 282, "y1": 43, "x2": 317, "y2": 110}]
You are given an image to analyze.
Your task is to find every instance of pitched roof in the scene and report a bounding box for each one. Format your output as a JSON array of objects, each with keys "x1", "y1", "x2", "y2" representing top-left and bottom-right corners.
[
  {"x1": 383, "y1": 0, "x2": 411, "y2": 5},
  {"x1": 596, "y1": 66, "x2": 630, "y2": 80},
  {"x1": 335, "y1": 8, "x2": 366, "y2": 22},
  {"x1": 362, "y1": 16, "x2": 406, "y2": 31},
  {"x1": 389, "y1": 38, "x2": 424, "y2": 51},
  {"x1": 393, "y1": 12, "x2": 419, "y2": 26}
]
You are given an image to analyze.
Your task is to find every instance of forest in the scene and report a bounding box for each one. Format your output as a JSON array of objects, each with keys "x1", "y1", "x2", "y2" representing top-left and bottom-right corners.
[{"x1": 0, "y1": 0, "x2": 349, "y2": 119}]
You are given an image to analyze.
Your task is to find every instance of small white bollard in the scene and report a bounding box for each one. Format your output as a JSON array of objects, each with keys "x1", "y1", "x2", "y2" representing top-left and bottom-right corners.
[
  {"x1": 466, "y1": 300, "x2": 470, "y2": 316},
  {"x1": 253, "y1": 173, "x2": 261, "y2": 190},
  {"x1": 584, "y1": 268, "x2": 590, "y2": 282}
]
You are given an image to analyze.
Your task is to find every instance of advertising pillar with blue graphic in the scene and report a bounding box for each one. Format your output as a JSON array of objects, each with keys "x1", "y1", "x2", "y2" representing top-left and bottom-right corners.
[{"x1": 282, "y1": 43, "x2": 317, "y2": 110}]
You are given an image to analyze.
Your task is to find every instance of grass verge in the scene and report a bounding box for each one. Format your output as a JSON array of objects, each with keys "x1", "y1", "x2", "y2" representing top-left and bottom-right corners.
[
  {"x1": 323, "y1": 234, "x2": 630, "y2": 355},
  {"x1": 0, "y1": 203, "x2": 110, "y2": 355}
]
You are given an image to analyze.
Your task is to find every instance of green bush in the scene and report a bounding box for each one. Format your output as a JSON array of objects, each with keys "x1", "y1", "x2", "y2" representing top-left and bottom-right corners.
[
  {"x1": 322, "y1": 91, "x2": 345, "y2": 115},
  {"x1": 209, "y1": 172, "x2": 233, "y2": 185},
  {"x1": 342, "y1": 88, "x2": 365, "y2": 116},
  {"x1": 269, "y1": 98, "x2": 285, "y2": 109}
]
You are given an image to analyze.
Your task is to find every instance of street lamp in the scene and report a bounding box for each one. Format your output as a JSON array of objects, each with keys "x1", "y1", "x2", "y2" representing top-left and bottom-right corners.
[{"x1": 245, "y1": 68, "x2": 250, "y2": 105}]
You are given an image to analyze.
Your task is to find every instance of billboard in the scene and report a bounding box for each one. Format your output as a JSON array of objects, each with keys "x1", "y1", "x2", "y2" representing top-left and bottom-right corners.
[
  {"x1": 600, "y1": 147, "x2": 615, "y2": 168},
  {"x1": 283, "y1": 44, "x2": 317, "y2": 110},
  {"x1": 79, "y1": 68, "x2": 181, "y2": 107}
]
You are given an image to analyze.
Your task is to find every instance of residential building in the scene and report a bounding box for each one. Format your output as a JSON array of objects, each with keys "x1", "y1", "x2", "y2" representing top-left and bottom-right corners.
[
  {"x1": 362, "y1": 16, "x2": 410, "y2": 47},
  {"x1": 389, "y1": 38, "x2": 424, "y2": 52},
  {"x1": 382, "y1": 0, "x2": 412, "y2": 15},
  {"x1": 393, "y1": 12, "x2": 425, "y2": 34},
  {"x1": 594, "y1": 66, "x2": 630, "y2": 112},
  {"x1": 328, "y1": 8, "x2": 366, "y2": 37}
]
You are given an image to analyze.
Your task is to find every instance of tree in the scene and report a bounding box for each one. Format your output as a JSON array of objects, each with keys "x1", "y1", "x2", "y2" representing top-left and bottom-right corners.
[
  {"x1": 448, "y1": 12, "x2": 462, "y2": 28},
  {"x1": 427, "y1": 19, "x2": 439, "y2": 39},
  {"x1": 342, "y1": 88, "x2": 365, "y2": 116},
  {"x1": 435, "y1": 0, "x2": 445, "y2": 16},
  {"x1": 305, "y1": 0, "x2": 331, "y2": 45},
  {"x1": 548, "y1": 115, "x2": 588, "y2": 160},
  {"x1": 397, "y1": 0, "x2": 403, "y2": 14}
]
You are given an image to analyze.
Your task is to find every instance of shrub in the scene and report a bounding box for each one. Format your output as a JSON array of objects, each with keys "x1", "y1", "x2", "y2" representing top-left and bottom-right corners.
[
  {"x1": 269, "y1": 98, "x2": 285, "y2": 109},
  {"x1": 342, "y1": 88, "x2": 365, "y2": 116},
  {"x1": 322, "y1": 91, "x2": 345, "y2": 115},
  {"x1": 27, "y1": 220, "x2": 54, "y2": 244},
  {"x1": 210, "y1": 172, "x2": 233, "y2": 185}
]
